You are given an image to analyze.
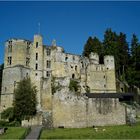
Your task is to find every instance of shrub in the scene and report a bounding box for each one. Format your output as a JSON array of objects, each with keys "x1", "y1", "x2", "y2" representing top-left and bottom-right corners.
[
  {"x1": 1, "y1": 107, "x2": 14, "y2": 121},
  {"x1": 69, "y1": 79, "x2": 80, "y2": 93},
  {"x1": 51, "y1": 77, "x2": 62, "y2": 94},
  {"x1": 0, "y1": 120, "x2": 20, "y2": 127},
  {"x1": 0, "y1": 120, "x2": 9, "y2": 127},
  {"x1": 85, "y1": 86, "x2": 90, "y2": 93},
  {"x1": 8, "y1": 121, "x2": 20, "y2": 127}
]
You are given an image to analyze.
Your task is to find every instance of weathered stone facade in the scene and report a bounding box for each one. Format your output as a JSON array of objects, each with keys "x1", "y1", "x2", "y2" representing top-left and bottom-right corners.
[
  {"x1": 52, "y1": 92, "x2": 126, "y2": 127},
  {"x1": 0, "y1": 34, "x2": 126, "y2": 127}
]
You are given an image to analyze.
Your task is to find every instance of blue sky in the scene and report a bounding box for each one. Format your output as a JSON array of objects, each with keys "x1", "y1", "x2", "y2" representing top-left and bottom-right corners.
[{"x1": 1, "y1": 1, "x2": 140, "y2": 64}]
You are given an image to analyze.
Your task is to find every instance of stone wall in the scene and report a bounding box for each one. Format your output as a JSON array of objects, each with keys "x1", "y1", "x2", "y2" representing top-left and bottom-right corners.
[
  {"x1": 0, "y1": 66, "x2": 30, "y2": 111},
  {"x1": 52, "y1": 92, "x2": 126, "y2": 128},
  {"x1": 41, "y1": 77, "x2": 52, "y2": 111},
  {"x1": 0, "y1": 94, "x2": 13, "y2": 112},
  {"x1": 4, "y1": 39, "x2": 31, "y2": 68},
  {"x1": 21, "y1": 114, "x2": 42, "y2": 126}
]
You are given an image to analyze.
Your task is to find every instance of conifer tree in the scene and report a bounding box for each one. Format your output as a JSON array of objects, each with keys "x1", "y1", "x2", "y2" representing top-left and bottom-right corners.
[
  {"x1": 83, "y1": 36, "x2": 103, "y2": 58},
  {"x1": 83, "y1": 36, "x2": 94, "y2": 57},
  {"x1": 126, "y1": 34, "x2": 140, "y2": 87},
  {"x1": 103, "y1": 28, "x2": 120, "y2": 75},
  {"x1": 117, "y1": 32, "x2": 129, "y2": 78},
  {"x1": 130, "y1": 34, "x2": 139, "y2": 68}
]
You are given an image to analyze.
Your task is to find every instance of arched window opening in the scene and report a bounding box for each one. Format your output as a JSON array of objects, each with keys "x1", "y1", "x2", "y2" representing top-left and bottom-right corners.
[{"x1": 72, "y1": 74, "x2": 75, "y2": 79}]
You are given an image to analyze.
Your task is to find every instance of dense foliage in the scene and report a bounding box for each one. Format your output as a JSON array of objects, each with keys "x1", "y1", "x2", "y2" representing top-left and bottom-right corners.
[
  {"x1": 69, "y1": 79, "x2": 79, "y2": 93},
  {"x1": 13, "y1": 78, "x2": 37, "y2": 121},
  {"x1": 1, "y1": 78, "x2": 37, "y2": 123},
  {"x1": 83, "y1": 28, "x2": 140, "y2": 88},
  {"x1": 1, "y1": 107, "x2": 14, "y2": 122},
  {"x1": 69, "y1": 79, "x2": 80, "y2": 96}
]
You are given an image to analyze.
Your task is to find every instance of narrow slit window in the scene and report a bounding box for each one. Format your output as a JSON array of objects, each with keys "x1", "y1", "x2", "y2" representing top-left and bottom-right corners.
[
  {"x1": 75, "y1": 66, "x2": 77, "y2": 71},
  {"x1": 36, "y1": 53, "x2": 38, "y2": 60},
  {"x1": 81, "y1": 62, "x2": 84, "y2": 68},
  {"x1": 35, "y1": 63, "x2": 38, "y2": 70}
]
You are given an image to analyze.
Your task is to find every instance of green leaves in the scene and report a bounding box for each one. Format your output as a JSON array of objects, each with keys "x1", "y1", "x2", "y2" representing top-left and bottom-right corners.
[
  {"x1": 69, "y1": 79, "x2": 80, "y2": 93},
  {"x1": 1, "y1": 107, "x2": 14, "y2": 121},
  {"x1": 13, "y1": 78, "x2": 37, "y2": 121}
]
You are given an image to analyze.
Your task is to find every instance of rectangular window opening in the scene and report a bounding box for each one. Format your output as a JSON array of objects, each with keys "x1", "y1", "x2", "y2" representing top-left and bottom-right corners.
[
  {"x1": 46, "y1": 48, "x2": 51, "y2": 56},
  {"x1": 36, "y1": 42, "x2": 38, "y2": 48},
  {"x1": 46, "y1": 60, "x2": 51, "y2": 68},
  {"x1": 46, "y1": 71, "x2": 50, "y2": 77},
  {"x1": 27, "y1": 42, "x2": 30, "y2": 54},
  {"x1": 7, "y1": 56, "x2": 12, "y2": 65}
]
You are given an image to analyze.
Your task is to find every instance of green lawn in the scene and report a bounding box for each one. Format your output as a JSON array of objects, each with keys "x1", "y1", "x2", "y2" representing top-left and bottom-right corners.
[
  {"x1": 0, "y1": 127, "x2": 30, "y2": 139},
  {"x1": 40, "y1": 124, "x2": 140, "y2": 139}
]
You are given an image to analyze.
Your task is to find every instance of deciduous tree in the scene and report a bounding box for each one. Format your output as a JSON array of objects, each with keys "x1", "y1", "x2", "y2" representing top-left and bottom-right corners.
[{"x1": 13, "y1": 78, "x2": 37, "y2": 121}]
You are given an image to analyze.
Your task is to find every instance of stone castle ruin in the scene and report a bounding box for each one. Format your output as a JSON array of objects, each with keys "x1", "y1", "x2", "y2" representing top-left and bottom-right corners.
[{"x1": 0, "y1": 34, "x2": 126, "y2": 127}]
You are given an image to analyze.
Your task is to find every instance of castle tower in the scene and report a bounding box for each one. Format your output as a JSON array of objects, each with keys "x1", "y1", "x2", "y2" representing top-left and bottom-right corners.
[
  {"x1": 104, "y1": 55, "x2": 116, "y2": 93},
  {"x1": 30, "y1": 34, "x2": 44, "y2": 112},
  {"x1": 89, "y1": 52, "x2": 99, "y2": 64},
  {"x1": 104, "y1": 55, "x2": 115, "y2": 70},
  {"x1": 4, "y1": 39, "x2": 31, "y2": 68},
  {"x1": 1, "y1": 39, "x2": 31, "y2": 111}
]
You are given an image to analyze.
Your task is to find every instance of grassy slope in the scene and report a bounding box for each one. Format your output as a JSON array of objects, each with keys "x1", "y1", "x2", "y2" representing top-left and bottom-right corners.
[
  {"x1": 40, "y1": 124, "x2": 140, "y2": 139},
  {"x1": 0, "y1": 127, "x2": 29, "y2": 139}
]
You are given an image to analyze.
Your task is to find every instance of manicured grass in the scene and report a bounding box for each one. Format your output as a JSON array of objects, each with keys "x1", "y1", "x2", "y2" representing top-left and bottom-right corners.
[
  {"x1": 40, "y1": 124, "x2": 140, "y2": 139},
  {"x1": 0, "y1": 127, "x2": 30, "y2": 139}
]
